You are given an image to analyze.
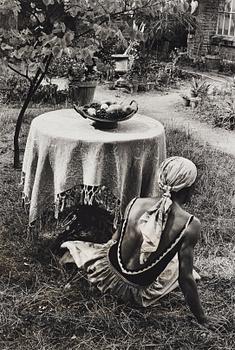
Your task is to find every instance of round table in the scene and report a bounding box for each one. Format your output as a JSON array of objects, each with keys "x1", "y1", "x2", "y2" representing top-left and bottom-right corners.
[{"x1": 22, "y1": 109, "x2": 166, "y2": 226}]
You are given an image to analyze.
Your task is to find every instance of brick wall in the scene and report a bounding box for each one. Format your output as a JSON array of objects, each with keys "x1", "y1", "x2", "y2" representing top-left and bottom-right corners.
[{"x1": 188, "y1": 0, "x2": 220, "y2": 58}]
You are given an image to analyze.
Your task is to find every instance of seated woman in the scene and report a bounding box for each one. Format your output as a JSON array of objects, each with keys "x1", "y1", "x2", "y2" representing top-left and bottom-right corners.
[{"x1": 60, "y1": 156, "x2": 207, "y2": 324}]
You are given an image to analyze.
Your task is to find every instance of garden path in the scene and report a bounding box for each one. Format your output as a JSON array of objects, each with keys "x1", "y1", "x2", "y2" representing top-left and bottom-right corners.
[{"x1": 95, "y1": 85, "x2": 235, "y2": 157}]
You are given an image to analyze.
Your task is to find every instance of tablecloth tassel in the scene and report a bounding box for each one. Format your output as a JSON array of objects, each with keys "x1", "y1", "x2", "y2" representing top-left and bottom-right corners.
[
  {"x1": 60, "y1": 194, "x2": 66, "y2": 213},
  {"x1": 89, "y1": 186, "x2": 101, "y2": 206},
  {"x1": 19, "y1": 172, "x2": 25, "y2": 187},
  {"x1": 22, "y1": 193, "x2": 31, "y2": 213},
  {"x1": 83, "y1": 185, "x2": 88, "y2": 205},
  {"x1": 83, "y1": 185, "x2": 94, "y2": 205},
  {"x1": 55, "y1": 195, "x2": 60, "y2": 219}
]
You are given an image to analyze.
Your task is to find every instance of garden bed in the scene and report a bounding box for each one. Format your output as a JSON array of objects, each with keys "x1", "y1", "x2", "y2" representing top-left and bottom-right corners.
[{"x1": 180, "y1": 78, "x2": 235, "y2": 131}]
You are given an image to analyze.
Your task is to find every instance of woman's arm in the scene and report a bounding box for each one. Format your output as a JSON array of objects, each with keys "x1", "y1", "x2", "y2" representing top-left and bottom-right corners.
[
  {"x1": 112, "y1": 198, "x2": 141, "y2": 242},
  {"x1": 178, "y1": 218, "x2": 207, "y2": 324},
  {"x1": 112, "y1": 220, "x2": 124, "y2": 241}
]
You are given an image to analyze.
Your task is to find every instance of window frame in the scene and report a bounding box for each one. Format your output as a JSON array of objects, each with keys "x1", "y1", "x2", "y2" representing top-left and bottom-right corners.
[{"x1": 216, "y1": 0, "x2": 235, "y2": 37}]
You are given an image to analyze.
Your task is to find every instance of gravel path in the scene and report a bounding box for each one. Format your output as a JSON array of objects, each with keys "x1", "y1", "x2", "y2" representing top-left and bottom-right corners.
[{"x1": 95, "y1": 85, "x2": 235, "y2": 157}]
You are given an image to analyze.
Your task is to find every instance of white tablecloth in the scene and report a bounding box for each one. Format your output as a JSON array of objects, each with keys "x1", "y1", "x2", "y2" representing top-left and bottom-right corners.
[{"x1": 22, "y1": 109, "x2": 166, "y2": 225}]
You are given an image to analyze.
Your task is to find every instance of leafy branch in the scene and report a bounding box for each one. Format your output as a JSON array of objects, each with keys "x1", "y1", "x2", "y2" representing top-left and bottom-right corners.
[
  {"x1": 8, "y1": 63, "x2": 32, "y2": 83},
  {"x1": 0, "y1": 0, "x2": 198, "y2": 168}
]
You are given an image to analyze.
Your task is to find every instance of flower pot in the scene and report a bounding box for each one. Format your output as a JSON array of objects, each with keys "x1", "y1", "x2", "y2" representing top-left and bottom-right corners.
[
  {"x1": 190, "y1": 97, "x2": 200, "y2": 109},
  {"x1": 111, "y1": 54, "x2": 130, "y2": 73},
  {"x1": 205, "y1": 55, "x2": 221, "y2": 71},
  {"x1": 182, "y1": 97, "x2": 190, "y2": 107},
  {"x1": 69, "y1": 81, "x2": 97, "y2": 106}
]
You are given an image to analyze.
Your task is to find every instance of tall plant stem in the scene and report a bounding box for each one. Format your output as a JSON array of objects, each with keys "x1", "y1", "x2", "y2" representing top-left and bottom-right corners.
[{"x1": 13, "y1": 54, "x2": 53, "y2": 168}]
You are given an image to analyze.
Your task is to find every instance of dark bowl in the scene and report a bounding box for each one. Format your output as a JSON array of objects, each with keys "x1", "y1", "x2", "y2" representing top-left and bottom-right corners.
[{"x1": 74, "y1": 100, "x2": 138, "y2": 130}]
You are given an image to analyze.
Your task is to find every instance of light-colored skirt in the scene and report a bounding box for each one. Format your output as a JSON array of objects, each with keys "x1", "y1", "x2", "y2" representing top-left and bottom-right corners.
[{"x1": 60, "y1": 239, "x2": 200, "y2": 307}]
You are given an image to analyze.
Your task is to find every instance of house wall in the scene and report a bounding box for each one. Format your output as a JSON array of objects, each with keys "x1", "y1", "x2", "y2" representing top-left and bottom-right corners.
[
  {"x1": 187, "y1": 0, "x2": 220, "y2": 58},
  {"x1": 188, "y1": 0, "x2": 235, "y2": 62}
]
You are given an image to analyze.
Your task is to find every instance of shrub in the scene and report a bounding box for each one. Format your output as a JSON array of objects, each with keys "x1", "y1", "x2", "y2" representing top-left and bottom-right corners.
[
  {"x1": 0, "y1": 75, "x2": 30, "y2": 104},
  {"x1": 219, "y1": 60, "x2": 235, "y2": 75},
  {"x1": 31, "y1": 84, "x2": 57, "y2": 105},
  {"x1": 47, "y1": 41, "x2": 118, "y2": 81},
  {"x1": 32, "y1": 84, "x2": 69, "y2": 105},
  {"x1": 127, "y1": 52, "x2": 188, "y2": 90},
  {"x1": 193, "y1": 84, "x2": 235, "y2": 130},
  {"x1": 212, "y1": 98, "x2": 235, "y2": 130},
  {"x1": 47, "y1": 56, "x2": 75, "y2": 78},
  {"x1": 0, "y1": 74, "x2": 69, "y2": 106}
]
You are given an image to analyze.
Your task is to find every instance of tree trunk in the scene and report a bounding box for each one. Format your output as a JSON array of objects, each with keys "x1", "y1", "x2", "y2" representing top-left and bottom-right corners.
[
  {"x1": 13, "y1": 85, "x2": 35, "y2": 168},
  {"x1": 13, "y1": 54, "x2": 53, "y2": 168}
]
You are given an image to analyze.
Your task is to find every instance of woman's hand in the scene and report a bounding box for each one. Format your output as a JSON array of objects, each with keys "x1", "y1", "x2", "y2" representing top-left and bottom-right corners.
[
  {"x1": 201, "y1": 315, "x2": 228, "y2": 332},
  {"x1": 192, "y1": 315, "x2": 228, "y2": 332}
]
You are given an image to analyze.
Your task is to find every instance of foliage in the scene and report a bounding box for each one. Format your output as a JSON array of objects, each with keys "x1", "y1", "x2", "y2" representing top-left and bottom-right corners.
[
  {"x1": 134, "y1": 0, "x2": 197, "y2": 53},
  {"x1": 0, "y1": 0, "x2": 199, "y2": 167},
  {"x1": 47, "y1": 56, "x2": 72, "y2": 77},
  {"x1": 0, "y1": 0, "x2": 150, "y2": 82},
  {"x1": 95, "y1": 38, "x2": 118, "y2": 80},
  {"x1": 96, "y1": 38, "x2": 122, "y2": 63},
  {"x1": 0, "y1": 0, "x2": 197, "y2": 87},
  {"x1": 48, "y1": 55, "x2": 100, "y2": 81},
  {"x1": 47, "y1": 50, "x2": 115, "y2": 81},
  {"x1": 68, "y1": 59, "x2": 100, "y2": 82},
  {"x1": 0, "y1": 0, "x2": 145, "y2": 167},
  {"x1": 32, "y1": 84, "x2": 68, "y2": 105},
  {"x1": 219, "y1": 59, "x2": 235, "y2": 75},
  {"x1": 191, "y1": 83, "x2": 235, "y2": 130},
  {"x1": 0, "y1": 74, "x2": 68, "y2": 105},
  {"x1": 189, "y1": 78, "x2": 210, "y2": 98},
  {"x1": 0, "y1": 74, "x2": 30, "y2": 104},
  {"x1": 127, "y1": 52, "x2": 189, "y2": 89}
]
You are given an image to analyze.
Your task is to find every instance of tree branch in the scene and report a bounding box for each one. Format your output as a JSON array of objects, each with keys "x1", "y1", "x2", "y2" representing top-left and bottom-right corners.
[
  {"x1": 96, "y1": 0, "x2": 108, "y2": 14},
  {"x1": 76, "y1": 0, "x2": 159, "y2": 39},
  {"x1": 32, "y1": 53, "x2": 53, "y2": 94},
  {"x1": 8, "y1": 64, "x2": 32, "y2": 83}
]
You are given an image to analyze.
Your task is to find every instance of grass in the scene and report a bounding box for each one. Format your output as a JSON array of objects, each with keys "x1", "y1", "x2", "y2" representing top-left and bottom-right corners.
[{"x1": 0, "y1": 106, "x2": 234, "y2": 350}]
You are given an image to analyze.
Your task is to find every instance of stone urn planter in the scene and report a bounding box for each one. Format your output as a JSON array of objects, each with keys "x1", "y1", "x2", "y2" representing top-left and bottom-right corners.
[
  {"x1": 111, "y1": 54, "x2": 130, "y2": 74},
  {"x1": 69, "y1": 81, "x2": 97, "y2": 106}
]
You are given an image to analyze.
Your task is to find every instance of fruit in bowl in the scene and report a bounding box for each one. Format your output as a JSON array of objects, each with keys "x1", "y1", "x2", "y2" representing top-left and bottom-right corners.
[
  {"x1": 85, "y1": 101, "x2": 137, "y2": 121},
  {"x1": 74, "y1": 100, "x2": 138, "y2": 129}
]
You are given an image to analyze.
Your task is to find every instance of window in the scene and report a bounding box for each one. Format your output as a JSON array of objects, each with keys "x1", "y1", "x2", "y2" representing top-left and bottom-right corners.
[{"x1": 217, "y1": 0, "x2": 235, "y2": 36}]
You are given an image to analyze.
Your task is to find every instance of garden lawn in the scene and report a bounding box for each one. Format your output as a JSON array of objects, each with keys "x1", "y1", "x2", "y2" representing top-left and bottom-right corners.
[{"x1": 0, "y1": 107, "x2": 234, "y2": 350}]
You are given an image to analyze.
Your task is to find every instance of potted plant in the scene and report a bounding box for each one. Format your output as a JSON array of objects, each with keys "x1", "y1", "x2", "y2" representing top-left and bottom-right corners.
[
  {"x1": 190, "y1": 78, "x2": 210, "y2": 98},
  {"x1": 181, "y1": 94, "x2": 191, "y2": 107},
  {"x1": 69, "y1": 60, "x2": 99, "y2": 106}
]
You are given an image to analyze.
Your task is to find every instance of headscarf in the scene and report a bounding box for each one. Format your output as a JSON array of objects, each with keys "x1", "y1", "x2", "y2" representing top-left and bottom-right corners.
[{"x1": 138, "y1": 156, "x2": 197, "y2": 264}]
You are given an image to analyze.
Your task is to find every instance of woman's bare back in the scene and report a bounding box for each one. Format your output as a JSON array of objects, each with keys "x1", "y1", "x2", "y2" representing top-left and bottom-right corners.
[{"x1": 120, "y1": 197, "x2": 192, "y2": 271}]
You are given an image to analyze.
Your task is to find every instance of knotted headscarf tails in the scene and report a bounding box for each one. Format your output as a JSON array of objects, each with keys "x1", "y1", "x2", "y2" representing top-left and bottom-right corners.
[{"x1": 139, "y1": 156, "x2": 197, "y2": 264}]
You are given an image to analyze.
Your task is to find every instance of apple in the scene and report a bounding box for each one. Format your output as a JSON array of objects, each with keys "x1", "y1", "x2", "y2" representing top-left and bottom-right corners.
[
  {"x1": 87, "y1": 107, "x2": 96, "y2": 116},
  {"x1": 100, "y1": 103, "x2": 109, "y2": 110}
]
